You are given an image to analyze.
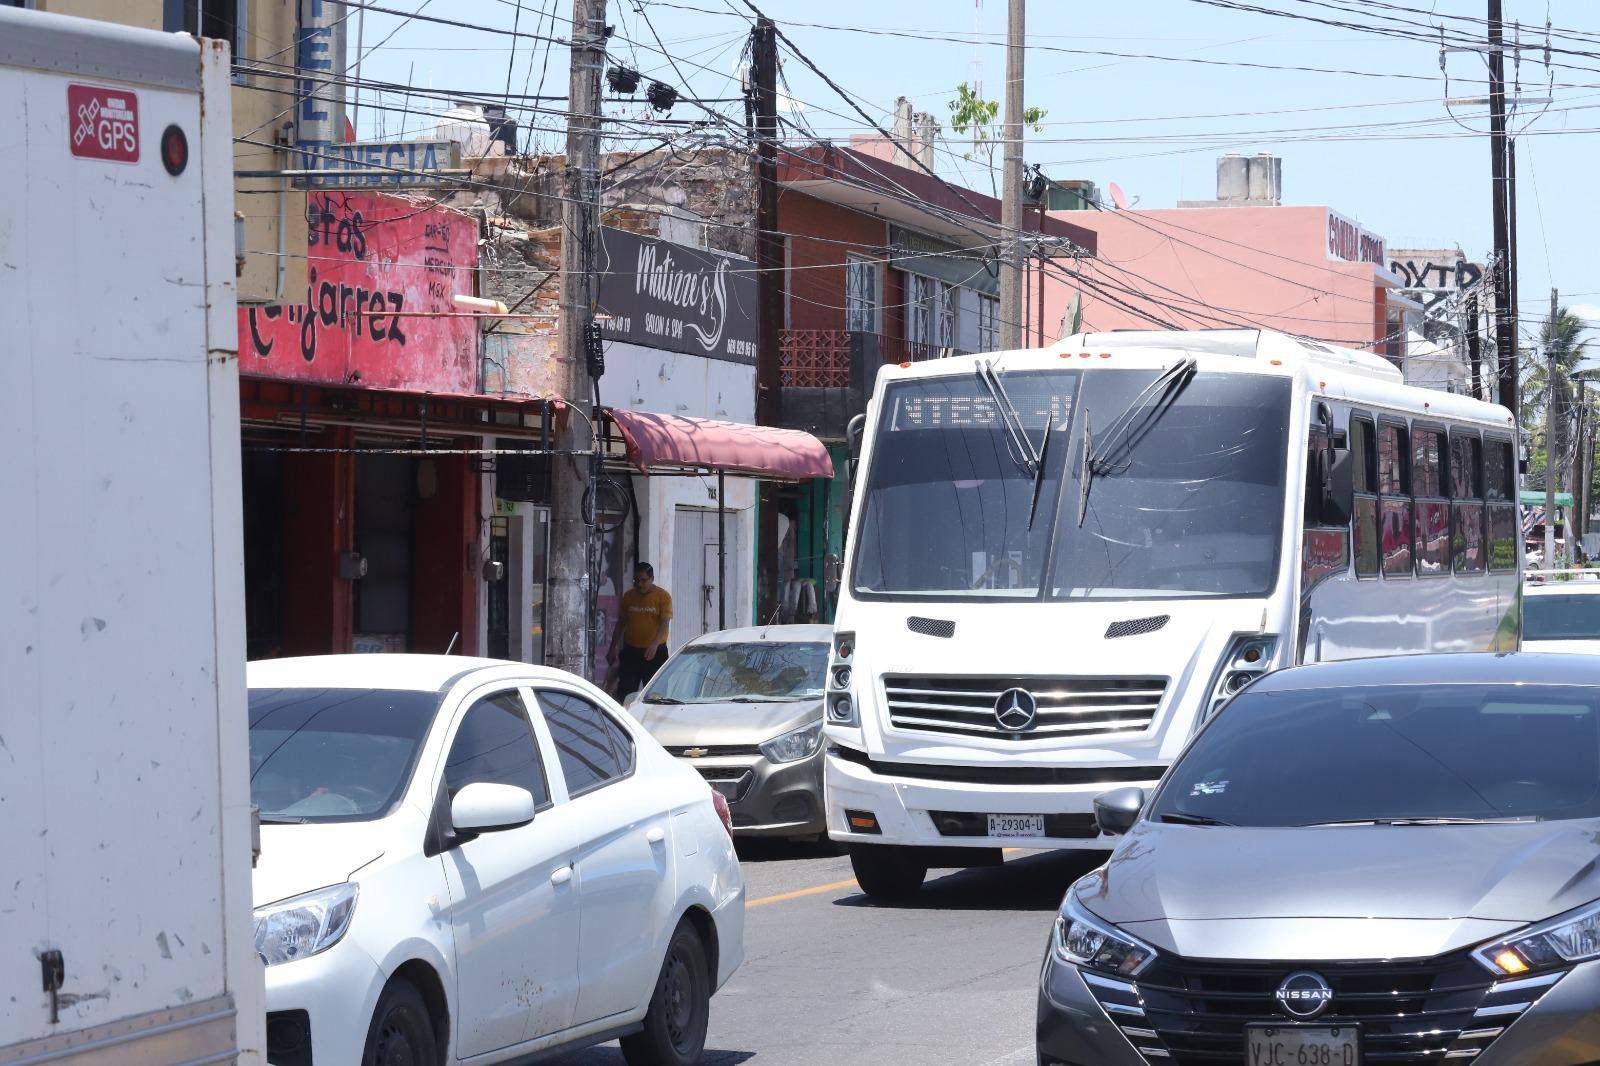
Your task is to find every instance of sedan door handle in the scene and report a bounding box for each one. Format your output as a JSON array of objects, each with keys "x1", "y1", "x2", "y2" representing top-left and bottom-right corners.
[
  {"x1": 645, "y1": 827, "x2": 666, "y2": 845},
  {"x1": 550, "y1": 865, "x2": 573, "y2": 887}
]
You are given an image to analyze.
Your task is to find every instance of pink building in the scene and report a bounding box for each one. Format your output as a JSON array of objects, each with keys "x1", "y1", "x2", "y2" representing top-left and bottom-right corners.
[{"x1": 1033, "y1": 155, "x2": 1418, "y2": 363}]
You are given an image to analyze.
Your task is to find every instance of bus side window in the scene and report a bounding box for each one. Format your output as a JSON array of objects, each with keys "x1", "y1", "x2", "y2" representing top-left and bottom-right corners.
[
  {"x1": 1484, "y1": 438, "x2": 1517, "y2": 572},
  {"x1": 1351, "y1": 418, "x2": 1379, "y2": 578},
  {"x1": 1378, "y1": 422, "x2": 1413, "y2": 577},
  {"x1": 1451, "y1": 432, "x2": 1486, "y2": 574},
  {"x1": 1412, "y1": 428, "x2": 1449, "y2": 577}
]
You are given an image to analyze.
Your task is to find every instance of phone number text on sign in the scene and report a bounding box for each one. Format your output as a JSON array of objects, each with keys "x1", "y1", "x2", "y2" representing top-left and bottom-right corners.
[{"x1": 68, "y1": 84, "x2": 140, "y2": 164}]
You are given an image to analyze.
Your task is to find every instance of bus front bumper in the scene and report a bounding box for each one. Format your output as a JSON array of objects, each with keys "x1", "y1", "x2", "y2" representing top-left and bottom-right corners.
[{"x1": 823, "y1": 745, "x2": 1165, "y2": 851}]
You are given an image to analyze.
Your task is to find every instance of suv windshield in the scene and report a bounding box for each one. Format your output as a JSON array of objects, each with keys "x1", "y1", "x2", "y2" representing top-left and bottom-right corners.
[
  {"x1": 850, "y1": 369, "x2": 1290, "y2": 599},
  {"x1": 249, "y1": 687, "x2": 441, "y2": 823},
  {"x1": 1524, "y1": 593, "x2": 1600, "y2": 640},
  {"x1": 643, "y1": 641, "x2": 829, "y2": 703},
  {"x1": 1154, "y1": 684, "x2": 1600, "y2": 826}
]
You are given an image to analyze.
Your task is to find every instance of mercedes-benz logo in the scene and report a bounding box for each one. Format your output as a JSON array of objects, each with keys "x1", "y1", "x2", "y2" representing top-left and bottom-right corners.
[
  {"x1": 994, "y1": 687, "x2": 1038, "y2": 732},
  {"x1": 1274, "y1": 971, "x2": 1334, "y2": 1020}
]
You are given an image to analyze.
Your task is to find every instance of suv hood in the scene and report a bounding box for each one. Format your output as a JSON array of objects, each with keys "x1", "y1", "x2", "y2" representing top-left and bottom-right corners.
[
  {"x1": 634, "y1": 698, "x2": 822, "y2": 748},
  {"x1": 1078, "y1": 820, "x2": 1600, "y2": 960}
]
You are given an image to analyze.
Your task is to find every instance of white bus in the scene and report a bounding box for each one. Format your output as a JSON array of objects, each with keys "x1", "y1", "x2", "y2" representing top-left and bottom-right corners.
[{"x1": 822, "y1": 329, "x2": 1523, "y2": 898}]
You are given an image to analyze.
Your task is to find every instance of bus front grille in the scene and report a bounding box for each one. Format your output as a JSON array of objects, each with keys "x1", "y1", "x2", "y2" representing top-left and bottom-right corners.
[{"x1": 881, "y1": 675, "x2": 1167, "y2": 740}]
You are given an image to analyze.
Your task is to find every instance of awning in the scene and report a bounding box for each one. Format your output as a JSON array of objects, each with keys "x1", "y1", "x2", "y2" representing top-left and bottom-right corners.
[{"x1": 607, "y1": 409, "x2": 835, "y2": 480}]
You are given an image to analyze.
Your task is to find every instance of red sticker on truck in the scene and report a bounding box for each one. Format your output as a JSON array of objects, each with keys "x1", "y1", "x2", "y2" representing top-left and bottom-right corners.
[{"x1": 68, "y1": 84, "x2": 140, "y2": 163}]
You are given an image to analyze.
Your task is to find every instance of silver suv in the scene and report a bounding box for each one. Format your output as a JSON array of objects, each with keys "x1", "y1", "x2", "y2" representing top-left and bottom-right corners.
[{"x1": 1038, "y1": 653, "x2": 1600, "y2": 1066}]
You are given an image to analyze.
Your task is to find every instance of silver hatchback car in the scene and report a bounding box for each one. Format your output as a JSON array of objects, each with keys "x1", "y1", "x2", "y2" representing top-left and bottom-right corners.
[
  {"x1": 1038, "y1": 653, "x2": 1600, "y2": 1066},
  {"x1": 630, "y1": 625, "x2": 830, "y2": 840}
]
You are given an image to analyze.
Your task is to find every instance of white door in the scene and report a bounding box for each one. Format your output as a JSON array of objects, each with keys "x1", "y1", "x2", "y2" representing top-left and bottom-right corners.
[
  {"x1": 672, "y1": 506, "x2": 745, "y2": 644},
  {"x1": 534, "y1": 688, "x2": 674, "y2": 1025},
  {"x1": 438, "y1": 687, "x2": 582, "y2": 1057}
]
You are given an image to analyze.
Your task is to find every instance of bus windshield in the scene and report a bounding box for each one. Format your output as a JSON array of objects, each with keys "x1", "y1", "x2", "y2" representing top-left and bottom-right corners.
[{"x1": 850, "y1": 368, "x2": 1291, "y2": 601}]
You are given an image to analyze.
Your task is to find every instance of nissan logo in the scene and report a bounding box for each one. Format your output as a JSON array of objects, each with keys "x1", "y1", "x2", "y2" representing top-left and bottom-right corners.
[
  {"x1": 1274, "y1": 971, "x2": 1334, "y2": 1020},
  {"x1": 994, "y1": 687, "x2": 1038, "y2": 732}
]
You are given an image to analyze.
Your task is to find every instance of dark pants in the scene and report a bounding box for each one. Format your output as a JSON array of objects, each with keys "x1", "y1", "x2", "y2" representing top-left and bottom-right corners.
[{"x1": 617, "y1": 643, "x2": 667, "y2": 699}]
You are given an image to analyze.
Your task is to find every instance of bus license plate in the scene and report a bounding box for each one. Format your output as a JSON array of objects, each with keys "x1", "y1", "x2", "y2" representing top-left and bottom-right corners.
[
  {"x1": 987, "y1": 814, "x2": 1044, "y2": 837},
  {"x1": 1246, "y1": 1025, "x2": 1360, "y2": 1065}
]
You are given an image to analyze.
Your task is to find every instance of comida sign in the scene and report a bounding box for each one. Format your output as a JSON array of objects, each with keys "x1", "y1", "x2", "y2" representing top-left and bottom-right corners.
[{"x1": 597, "y1": 227, "x2": 758, "y2": 364}]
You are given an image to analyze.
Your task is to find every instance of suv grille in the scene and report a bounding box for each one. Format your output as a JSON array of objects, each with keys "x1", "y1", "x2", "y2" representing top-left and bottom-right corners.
[
  {"x1": 1082, "y1": 953, "x2": 1565, "y2": 1065},
  {"x1": 882, "y1": 675, "x2": 1166, "y2": 740}
]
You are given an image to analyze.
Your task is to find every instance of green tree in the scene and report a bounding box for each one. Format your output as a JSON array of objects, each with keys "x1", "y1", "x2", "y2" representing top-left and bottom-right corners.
[
  {"x1": 947, "y1": 82, "x2": 1047, "y2": 197},
  {"x1": 1521, "y1": 308, "x2": 1595, "y2": 498}
]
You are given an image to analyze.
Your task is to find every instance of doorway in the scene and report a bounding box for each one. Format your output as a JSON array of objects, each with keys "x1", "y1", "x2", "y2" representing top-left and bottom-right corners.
[{"x1": 672, "y1": 506, "x2": 745, "y2": 645}]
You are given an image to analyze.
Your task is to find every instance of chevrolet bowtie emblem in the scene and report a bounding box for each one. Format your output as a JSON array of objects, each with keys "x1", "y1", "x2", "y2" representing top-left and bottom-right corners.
[{"x1": 683, "y1": 747, "x2": 709, "y2": 758}]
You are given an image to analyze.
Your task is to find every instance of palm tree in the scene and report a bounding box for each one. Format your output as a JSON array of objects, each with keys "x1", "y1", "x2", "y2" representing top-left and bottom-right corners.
[{"x1": 1520, "y1": 308, "x2": 1595, "y2": 497}]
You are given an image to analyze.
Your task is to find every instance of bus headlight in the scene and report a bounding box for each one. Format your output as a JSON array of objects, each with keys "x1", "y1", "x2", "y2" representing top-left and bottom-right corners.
[
  {"x1": 828, "y1": 632, "x2": 858, "y2": 725},
  {"x1": 1202, "y1": 635, "x2": 1278, "y2": 724}
]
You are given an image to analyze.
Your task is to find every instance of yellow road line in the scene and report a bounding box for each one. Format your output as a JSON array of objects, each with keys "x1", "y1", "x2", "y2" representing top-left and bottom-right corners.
[
  {"x1": 745, "y1": 849, "x2": 1032, "y2": 908},
  {"x1": 745, "y1": 877, "x2": 859, "y2": 908}
]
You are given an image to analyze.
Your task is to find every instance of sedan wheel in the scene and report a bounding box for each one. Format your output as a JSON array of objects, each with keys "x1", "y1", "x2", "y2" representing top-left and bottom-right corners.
[
  {"x1": 362, "y1": 979, "x2": 438, "y2": 1066},
  {"x1": 622, "y1": 922, "x2": 710, "y2": 1066}
]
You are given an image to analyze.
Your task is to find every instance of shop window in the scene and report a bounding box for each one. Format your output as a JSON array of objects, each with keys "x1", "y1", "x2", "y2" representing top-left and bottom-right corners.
[
  {"x1": 845, "y1": 254, "x2": 877, "y2": 334},
  {"x1": 1351, "y1": 418, "x2": 1379, "y2": 578}
]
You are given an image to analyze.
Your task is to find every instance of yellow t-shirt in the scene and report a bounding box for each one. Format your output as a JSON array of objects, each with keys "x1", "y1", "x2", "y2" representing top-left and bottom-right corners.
[{"x1": 621, "y1": 586, "x2": 673, "y2": 648}]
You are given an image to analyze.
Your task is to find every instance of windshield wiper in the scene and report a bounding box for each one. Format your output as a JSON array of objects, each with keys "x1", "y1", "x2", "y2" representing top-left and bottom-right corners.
[
  {"x1": 1159, "y1": 811, "x2": 1235, "y2": 827},
  {"x1": 1028, "y1": 406, "x2": 1059, "y2": 532},
  {"x1": 975, "y1": 360, "x2": 1041, "y2": 478},
  {"x1": 726, "y1": 695, "x2": 787, "y2": 703},
  {"x1": 258, "y1": 815, "x2": 309, "y2": 825},
  {"x1": 1077, "y1": 359, "x2": 1196, "y2": 527},
  {"x1": 642, "y1": 695, "x2": 685, "y2": 704},
  {"x1": 1301, "y1": 816, "x2": 1540, "y2": 827}
]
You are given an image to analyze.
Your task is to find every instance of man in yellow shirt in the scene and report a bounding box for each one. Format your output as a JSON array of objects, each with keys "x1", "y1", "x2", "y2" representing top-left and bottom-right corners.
[{"x1": 609, "y1": 562, "x2": 673, "y2": 699}]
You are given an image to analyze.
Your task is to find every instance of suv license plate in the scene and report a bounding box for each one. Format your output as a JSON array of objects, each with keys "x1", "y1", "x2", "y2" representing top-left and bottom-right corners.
[
  {"x1": 1246, "y1": 1025, "x2": 1360, "y2": 1065},
  {"x1": 987, "y1": 814, "x2": 1044, "y2": 837}
]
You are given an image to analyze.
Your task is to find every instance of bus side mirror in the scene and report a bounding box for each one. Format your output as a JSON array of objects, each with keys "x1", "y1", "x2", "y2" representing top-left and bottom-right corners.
[
  {"x1": 845, "y1": 413, "x2": 866, "y2": 494},
  {"x1": 1320, "y1": 446, "x2": 1354, "y2": 526}
]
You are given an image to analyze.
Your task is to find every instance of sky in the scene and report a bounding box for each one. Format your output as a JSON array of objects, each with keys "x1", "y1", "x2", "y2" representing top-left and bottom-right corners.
[{"x1": 342, "y1": 0, "x2": 1600, "y2": 342}]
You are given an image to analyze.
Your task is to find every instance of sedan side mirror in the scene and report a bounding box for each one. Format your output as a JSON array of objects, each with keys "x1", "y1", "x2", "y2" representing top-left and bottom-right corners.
[
  {"x1": 451, "y1": 782, "x2": 535, "y2": 833},
  {"x1": 1094, "y1": 786, "x2": 1146, "y2": 836}
]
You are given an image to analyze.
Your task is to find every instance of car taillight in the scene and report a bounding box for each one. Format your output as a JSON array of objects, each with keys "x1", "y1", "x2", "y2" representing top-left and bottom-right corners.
[{"x1": 711, "y1": 791, "x2": 734, "y2": 837}]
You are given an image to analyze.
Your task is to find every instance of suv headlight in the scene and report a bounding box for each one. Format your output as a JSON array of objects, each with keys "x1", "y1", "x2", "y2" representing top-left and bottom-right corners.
[
  {"x1": 1474, "y1": 898, "x2": 1600, "y2": 976},
  {"x1": 761, "y1": 721, "x2": 824, "y2": 763},
  {"x1": 253, "y1": 882, "x2": 359, "y2": 966},
  {"x1": 1053, "y1": 891, "x2": 1157, "y2": 977}
]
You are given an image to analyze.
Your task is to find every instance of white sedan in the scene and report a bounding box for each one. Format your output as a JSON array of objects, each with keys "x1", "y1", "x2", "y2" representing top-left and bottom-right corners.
[
  {"x1": 1524, "y1": 575, "x2": 1600, "y2": 653},
  {"x1": 248, "y1": 655, "x2": 744, "y2": 1066}
]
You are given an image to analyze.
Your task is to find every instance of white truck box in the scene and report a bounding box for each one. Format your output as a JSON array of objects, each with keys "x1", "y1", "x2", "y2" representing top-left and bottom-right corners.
[{"x1": 0, "y1": 9, "x2": 263, "y2": 1063}]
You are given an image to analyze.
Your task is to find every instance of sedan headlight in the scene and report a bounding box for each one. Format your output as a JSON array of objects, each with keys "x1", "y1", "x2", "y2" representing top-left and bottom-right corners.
[
  {"x1": 760, "y1": 721, "x2": 824, "y2": 763},
  {"x1": 1054, "y1": 892, "x2": 1157, "y2": 977},
  {"x1": 253, "y1": 882, "x2": 359, "y2": 967},
  {"x1": 1474, "y1": 898, "x2": 1600, "y2": 976}
]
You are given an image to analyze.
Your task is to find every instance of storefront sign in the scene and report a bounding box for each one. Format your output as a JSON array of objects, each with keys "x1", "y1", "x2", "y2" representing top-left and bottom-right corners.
[
  {"x1": 1327, "y1": 210, "x2": 1386, "y2": 266},
  {"x1": 304, "y1": 140, "x2": 463, "y2": 188},
  {"x1": 238, "y1": 191, "x2": 479, "y2": 393},
  {"x1": 597, "y1": 228, "x2": 758, "y2": 364}
]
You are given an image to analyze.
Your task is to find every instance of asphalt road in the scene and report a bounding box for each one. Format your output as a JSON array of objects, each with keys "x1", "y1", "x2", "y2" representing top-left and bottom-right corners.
[{"x1": 547, "y1": 839, "x2": 1108, "y2": 1065}]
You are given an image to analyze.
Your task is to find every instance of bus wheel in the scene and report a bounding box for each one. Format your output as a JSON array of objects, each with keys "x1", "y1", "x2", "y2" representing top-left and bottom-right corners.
[{"x1": 849, "y1": 843, "x2": 927, "y2": 900}]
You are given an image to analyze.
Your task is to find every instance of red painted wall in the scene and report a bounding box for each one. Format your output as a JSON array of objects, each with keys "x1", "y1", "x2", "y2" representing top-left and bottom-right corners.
[{"x1": 779, "y1": 191, "x2": 886, "y2": 333}]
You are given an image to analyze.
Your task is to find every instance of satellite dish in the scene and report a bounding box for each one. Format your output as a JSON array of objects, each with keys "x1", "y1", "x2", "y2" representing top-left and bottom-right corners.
[{"x1": 1108, "y1": 182, "x2": 1129, "y2": 211}]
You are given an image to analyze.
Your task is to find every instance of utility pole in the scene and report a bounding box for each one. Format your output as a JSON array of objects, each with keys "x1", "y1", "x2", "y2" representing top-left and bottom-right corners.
[
  {"x1": 1466, "y1": 294, "x2": 1482, "y2": 400},
  {"x1": 548, "y1": 0, "x2": 605, "y2": 677},
  {"x1": 750, "y1": 17, "x2": 782, "y2": 625},
  {"x1": 997, "y1": 0, "x2": 1025, "y2": 350},
  {"x1": 1544, "y1": 286, "x2": 1559, "y2": 569},
  {"x1": 1488, "y1": 0, "x2": 1517, "y2": 416}
]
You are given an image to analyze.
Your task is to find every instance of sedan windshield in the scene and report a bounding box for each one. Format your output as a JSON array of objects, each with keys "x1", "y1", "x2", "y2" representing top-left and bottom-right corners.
[
  {"x1": 249, "y1": 687, "x2": 440, "y2": 823},
  {"x1": 643, "y1": 642, "x2": 829, "y2": 703},
  {"x1": 1154, "y1": 684, "x2": 1600, "y2": 826},
  {"x1": 1524, "y1": 593, "x2": 1600, "y2": 640},
  {"x1": 850, "y1": 369, "x2": 1290, "y2": 600}
]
